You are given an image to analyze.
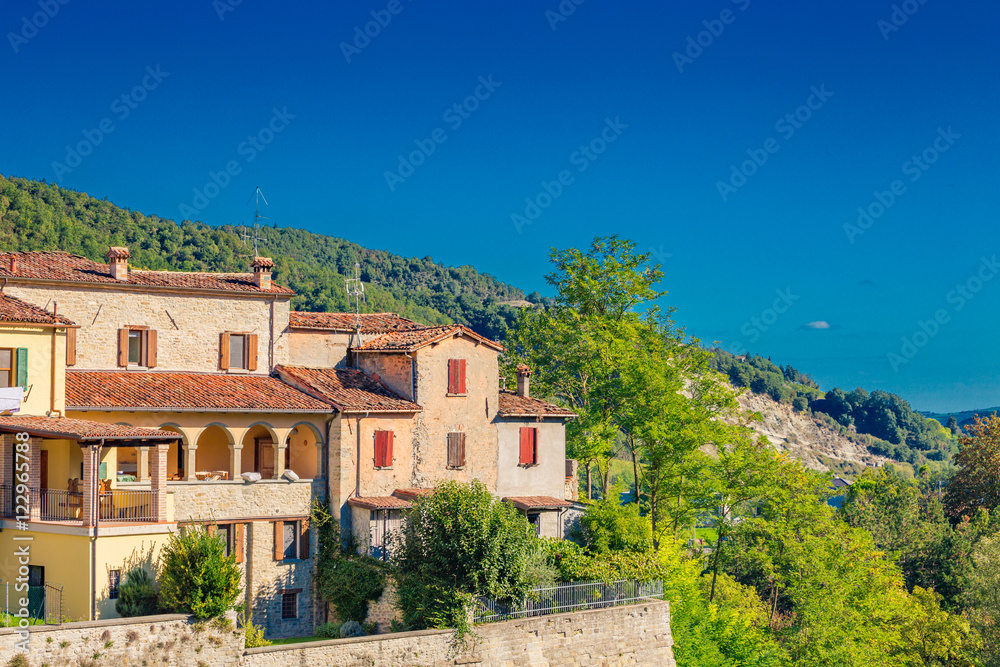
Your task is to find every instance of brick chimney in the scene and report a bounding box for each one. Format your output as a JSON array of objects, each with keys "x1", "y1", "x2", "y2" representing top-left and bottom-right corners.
[
  {"x1": 516, "y1": 364, "x2": 531, "y2": 398},
  {"x1": 9, "y1": 256, "x2": 17, "y2": 275},
  {"x1": 251, "y1": 257, "x2": 274, "y2": 290},
  {"x1": 106, "y1": 247, "x2": 130, "y2": 280}
]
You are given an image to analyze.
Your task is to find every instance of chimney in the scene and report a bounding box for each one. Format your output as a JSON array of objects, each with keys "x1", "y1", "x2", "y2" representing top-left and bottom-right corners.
[
  {"x1": 106, "y1": 247, "x2": 130, "y2": 281},
  {"x1": 516, "y1": 364, "x2": 531, "y2": 398},
  {"x1": 9, "y1": 256, "x2": 17, "y2": 275},
  {"x1": 251, "y1": 257, "x2": 274, "y2": 290}
]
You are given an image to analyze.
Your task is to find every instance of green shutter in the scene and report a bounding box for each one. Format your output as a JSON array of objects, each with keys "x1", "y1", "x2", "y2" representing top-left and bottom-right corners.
[
  {"x1": 15, "y1": 348, "x2": 27, "y2": 389},
  {"x1": 99, "y1": 462, "x2": 107, "y2": 480}
]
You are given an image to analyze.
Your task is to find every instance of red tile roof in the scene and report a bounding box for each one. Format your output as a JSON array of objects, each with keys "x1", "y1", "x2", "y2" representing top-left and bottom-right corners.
[
  {"x1": 497, "y1": 391, "x2": 575, "y2": 418},
  {"x1": 0, "y1": 252, "x2": 293, "y2": 295},
  {"x1": 0, "y1": 415, "x2": 180, "y2": 442},
  {"x1": 275, "y1": 366, "x2": 421, "y2": 414},
  {"x1": 356, "y1": 325, "x2": 503, "y2": 353},
  {"x1": 347, "y1": 496, "x2": 412, "y2": 510},
  {"x1": 0, "y1": 293, "x2": 75, "y2": 326},
  {"x1": 66, "y1": 371, "x2": 331, "y2": 413},
  {"x1": 504, "y1": 496, "x2": 573, "y2": 510},
  {"x1": 288, "y1": 311, "x2": 424, "y2": 333}
]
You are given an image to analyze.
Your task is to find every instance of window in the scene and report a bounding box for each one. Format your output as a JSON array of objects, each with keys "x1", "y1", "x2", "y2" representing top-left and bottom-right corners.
[
  {"x1": 118, "y1": 328, "x2": 156, "y2": 368},
  {"x1": 108, "y1": 569, "x2": 120, "y2": 599},
  {"x1": 208, "y1": 523, "x2": 245, "y2": 563},
  {"x1": 216, "y1": 524, "x2": 233, "y2": 556},
  {"x1": 447, "y1": 359, "x2": 467, "y2": 395},
  {"x1": 273, "y1": 520, "x2": 310, "y2": 561},
  {"x1": 527, "y1": 512, "x2": 541, "y2": 537},
  {"x1": 447, "y1": 432, "x2": 466, "y2": 468},
  {"x1": 220, "y1": 332, "x2": 258, "y2": 371},
  {"x1": 373, "y1": 430, "x2": 394, "y2": 468},
  {"x1": 519, "y1": 427, "x2": 538, "y2": 466},
  {"x1": 28, "y1": 565, "x2": 44, "y2": 588},
  {"x1": 281, "y1": 590, "x2": 300, "y2": 619},
  {"x1": 0, "y1": 349, "x2": 12, "y2": 388}
]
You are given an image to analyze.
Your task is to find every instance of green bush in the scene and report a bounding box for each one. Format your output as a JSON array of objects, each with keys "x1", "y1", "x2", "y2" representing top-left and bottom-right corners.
[
  {"x1": 115, "y1": 568, "x2": 159, "y2": 618},
  {"x1": 239, "y1": 608, "x2": 270, "y2": 648},
  {"x1": 317, "y1": 556, "x2": 386, "y2": 623},
  {"x1": 542, "y1": 538, "x2": 666, "y2": 583},
  {"x1": 573, "y1": 495, "x2": 652, "y2": 553},
  {"x1": 158, "y1": 526, "x2": 242, "y2": 619},
  {"x1": 339, "y1": 620, "x2": 365, "y2": 638},
  {"x1": 314, "y1": 621, "x2": 341, "y2": 638}
]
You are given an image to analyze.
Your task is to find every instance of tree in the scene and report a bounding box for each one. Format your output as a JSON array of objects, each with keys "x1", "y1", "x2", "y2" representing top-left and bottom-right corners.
[
  {"x1": 947, "y1": 416, "x2": 960, "y2": 436},
  {"x1": 898, "y1": 586, "x2": 978, "y2": 666},
  {"x1": 115, "y1": 568, "x2": 159, "y2": 617},
  {"x1": 573, "y1": 492, "x2": 652, "y2": 553},
  {"x1": 945, "y1": 413, "x2": 1000, "y2": 518},
  {"x1": 158, "y1": 526, "x2": 243, "y2": 619}
]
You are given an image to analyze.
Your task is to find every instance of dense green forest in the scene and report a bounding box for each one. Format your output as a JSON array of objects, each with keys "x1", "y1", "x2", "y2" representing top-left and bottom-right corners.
[
  {"x1": 711, "y1": 349, "x2": 955, "y2": 471},
  {"x1": 0, "y1": 174, "x2": 536, "y2": 341}
]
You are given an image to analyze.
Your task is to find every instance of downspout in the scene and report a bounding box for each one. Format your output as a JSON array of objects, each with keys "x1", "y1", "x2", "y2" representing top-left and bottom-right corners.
[{"x1": 90, "y1": 439, "x2": 103, "y2": 621}]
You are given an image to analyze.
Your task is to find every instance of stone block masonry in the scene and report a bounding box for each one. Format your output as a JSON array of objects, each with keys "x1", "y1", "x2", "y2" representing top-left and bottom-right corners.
[{"x1": 244, "y1": 600, "x2": 675, "y2": 667}]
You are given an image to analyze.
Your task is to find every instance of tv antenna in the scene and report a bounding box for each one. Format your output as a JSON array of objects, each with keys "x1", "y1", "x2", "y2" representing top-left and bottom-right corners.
[
  {"x1": 345, "y1": 262, "x2": 366, "y2": 347},
  {"x1": 241, "y1": 185, "x2": 270, "y2": 256}
]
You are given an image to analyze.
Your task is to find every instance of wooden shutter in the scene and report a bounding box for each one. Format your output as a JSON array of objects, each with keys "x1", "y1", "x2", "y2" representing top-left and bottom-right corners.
[
  {"x1": 448, "y1": 433, "x2": 466, "y2": 468},
  {"x1": 146, "y1": 330, "x2": 157, "y2": 368},
  {"x1": 385, "y1": 431, "x2": 394, "y2": 467},
  {"x1": 65, "y1": 327, "x2": 77, "y2": 366},
  {"x1": 206, "y1": 524, "x2": 217, "y2": 536},
  {"x1": 220, "y1": 332, "x2": 230, "y2": 370},
  {"x1": 448, "y1": 360, "x2": 458, "y2": 393},
  {"x1": 15, "y1": 348, "x2": 27, "y2": 389},
  {"x1": 519, "y1": 427, "x2": 537, "y2": 466},
  {"x1": 117, "y1": 329, "x2": 129, "y2": 367},
  {"x1": 247, "y1": 334, "x2": 259, "y2": 372},
  {"x1": 300, "y1": 518, "x2": 310, "y2": 559},
  {"x1": 374, "y1": 431, "x2": 393, "y2": 468},
  {"x1": 274, "y1": 520, "x2": 284, "y2": 561},
  {"x1": 234, "y1": 524, "x2": 245, "y2": 564},
  {"x1": 458, "y1": 359, "x2": 467, "y2": 394}
]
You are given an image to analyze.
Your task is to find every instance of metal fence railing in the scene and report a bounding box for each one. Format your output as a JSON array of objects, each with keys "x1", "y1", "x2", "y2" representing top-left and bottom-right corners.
[
  {"x1": 473, "y1": 579, "x2": 664, "y2": 624},
  {"x1": 0, "y1": 486, "x2": 158, "y2": 523},
  {"x1": 99, "y1": 489, "x2": 158, "y2": 522},
  {"x1": 0, "y1": 582, "x2": 64, "y2": 625},
  {"x1": 34, "y1": 488, "x2": 84, "y2": 522}
]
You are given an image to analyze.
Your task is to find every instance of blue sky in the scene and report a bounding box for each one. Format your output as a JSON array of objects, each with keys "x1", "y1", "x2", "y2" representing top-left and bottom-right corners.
[{"x1": 2, "y1": 0, "x2": 997, "y2": 412}]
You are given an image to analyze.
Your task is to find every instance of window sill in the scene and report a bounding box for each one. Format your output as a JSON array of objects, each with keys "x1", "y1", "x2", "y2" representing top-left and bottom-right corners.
[
  {"x1": 374, "y1": 466, "x2": 394, "y2": 471},
  {"x1": 447, "y1": 465, "x2": 466, "y2": 470},
  {"x1": 445, "y1": 393, "x2": 468, "y2": 397}
]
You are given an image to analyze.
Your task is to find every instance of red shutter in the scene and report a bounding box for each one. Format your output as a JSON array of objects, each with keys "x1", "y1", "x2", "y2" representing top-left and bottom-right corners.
[
  {"x1": 458, "y1": 359, "x2": 467, "y2": 394},
  {"x1": 274, "y1": 520, "x2": 284, "y2": 561},
  {"x1": 300, "y1": 518, "x2": 310, "y2": 559},
  {"x1": 448, "y1": 359, "x2": 458, "y2": 394},
  {"x1": 385, "y1": 431, "x2": 394, "y2": 467},
  {"x1": 65, "y1": 327, "x2": 77, "y2": 366},
  {"x1": 247, "y1": 334, "x2": 259, "y2": 372},
  {"x1": 146, "y1": 330, "x2": 157, "y2": 368},
  {"x1": 374, "y1": 431, "x2": 393, "y2": 468},
  {"x1": 519, "y1": 427, "x2": 533, "y2": 465},
  {"x1": 117, "y1": 329, "x2": 129, "y2": 367},
  {"x1": 220, "y1": 333, "x2": 230, "y2": 370}
]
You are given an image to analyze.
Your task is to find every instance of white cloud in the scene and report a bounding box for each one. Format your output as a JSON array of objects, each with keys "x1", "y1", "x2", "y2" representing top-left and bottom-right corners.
[{"x1": 804, "y1": 321, "x2": 831, "y2": 329}]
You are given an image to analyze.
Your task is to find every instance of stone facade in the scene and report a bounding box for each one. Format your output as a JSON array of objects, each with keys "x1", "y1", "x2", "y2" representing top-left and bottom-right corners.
[
  {"x1": 245, "y1": 519, "x2": 317, "y2": 638},
  {"x1": 288, "y1": 330, "x2": 352, "y2": 368},
  {"x1": 0, "y1": 612, "x2": 242, "y2": 667},
  {"x1": 167, "y1": 479, "x2": 320, "y2": 522},
  {"x1": 243, "y1": 601, "x2": 675, "y2": 667},
  {"x1": 5, "y1": 283, "x2": 291, "y2": 373}
]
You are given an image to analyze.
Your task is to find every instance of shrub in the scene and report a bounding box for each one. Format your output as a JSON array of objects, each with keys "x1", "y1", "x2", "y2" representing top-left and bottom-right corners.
[
  {"x1": 158, "y1": 526, "x2": 242, "y2": 619},
  {"x1": 543, "y1": 538, "x2": 666, "y2": 583},
  {"x1": 339, "y1": 620, "x2": 365, "y2": 638},
  {"x1": 317, "y1": 556, "x2": 385, "y2": 623},
  {"x1": 115, "y1": 568, "x2": 159, "y2": 618},
  {"x1": 239, "y1": 608, "x2": 270, "y2": 648},
  {"x1": 314, "y1": 622, "x2": 341, "y2": 638},
  {"x1": 573, "y1": 494, "x2": 652, "y2": 553}
]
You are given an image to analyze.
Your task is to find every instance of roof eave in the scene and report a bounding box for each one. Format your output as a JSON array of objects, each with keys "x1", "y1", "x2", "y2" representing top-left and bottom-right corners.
[
  {"x1": 67, "y1": 405, "x2": 333, "y2": 414},
  {"x1": 7, "y1": 277, "x2": 295, "y2": 298}
]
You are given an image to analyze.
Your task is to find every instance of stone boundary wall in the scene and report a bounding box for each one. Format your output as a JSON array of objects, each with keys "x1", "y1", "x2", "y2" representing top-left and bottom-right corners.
[
  {"x1": 0, "y1": 612, "x2": 242, "y2": 667},
  {"x1": 244, "y1": 600, "x2": 675, "y2": 667}
]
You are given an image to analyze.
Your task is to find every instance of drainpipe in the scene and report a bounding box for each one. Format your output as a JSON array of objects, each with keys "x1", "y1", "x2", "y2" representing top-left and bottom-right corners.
[
  {"x1": 268, "y1": 296, "x2": 275, "y2": 371},
  {"x1": 90, "y1": 439, "x2": 103, "y2": 621}
]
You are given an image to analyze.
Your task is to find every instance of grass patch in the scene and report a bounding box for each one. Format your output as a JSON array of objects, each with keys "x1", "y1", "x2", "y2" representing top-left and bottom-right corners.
[{"x1": 267, "y1": 635, "x2": 323, "y2": 646}]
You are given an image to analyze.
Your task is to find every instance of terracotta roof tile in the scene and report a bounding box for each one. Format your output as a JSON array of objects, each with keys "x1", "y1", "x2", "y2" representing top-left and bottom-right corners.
[
  {"x1": 0, "y1": 415, "x2": 180, "y2": 441},
  {"x1": 0, "y1": 251, "x2": 293, "y2": 295},
  {"x1": 288, "y1": 311, "x2": 424, "y2": 333},
  {"x1": 356, "y1": 325, "x2": 503, "y2": 353},
  {"x1": 66, "y1": 371, "x2": 331, "y2": 412},
  {"x1": 0, "y1": 293, "x2": 75, "y2": 326},
  {"x1": 275, "y1": 366, "x2": 421, "y2": 413},
  {"x1": 497, "y1": 391, "x2": 575, "y2": 418},
  {"x1": 347, "y1": 496, "x2": 412, "y2": 510},
  {"x1": 504, "y1": 496, "x2": 573, "y2": 510}
]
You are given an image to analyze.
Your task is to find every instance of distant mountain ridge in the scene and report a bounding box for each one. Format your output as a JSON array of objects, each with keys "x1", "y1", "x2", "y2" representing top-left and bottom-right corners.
[
  {"x1": 0, "y1": 174, "x2": 539, "y2": 342},
  {"x1": 921, "y1": 408, "x2": 1000, "y2": 430}
]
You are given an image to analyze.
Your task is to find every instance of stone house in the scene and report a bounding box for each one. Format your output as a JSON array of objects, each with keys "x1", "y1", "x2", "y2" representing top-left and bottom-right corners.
[{"x1": 0, "y1": 247, "x2": 574, "y2": 635}]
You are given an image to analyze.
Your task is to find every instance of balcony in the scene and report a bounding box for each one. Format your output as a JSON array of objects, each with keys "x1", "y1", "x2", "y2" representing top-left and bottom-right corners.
[{"x1": 0, "y1": 485, "x2": 162, "y2": 524}]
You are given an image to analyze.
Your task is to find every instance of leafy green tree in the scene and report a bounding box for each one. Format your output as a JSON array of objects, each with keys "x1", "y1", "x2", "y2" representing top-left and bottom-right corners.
[
  {"x1": 115, "y1": 568, "x2": 159, "y2": 617},
  {"x1": 158, "y1": 527, "x2": 242, "y2": 619},
  {"x1": 573, "y1": 493, "x2": 652, "y2": 553},
  {"x1": 945, "y1": 413, "x2": 1000, "y2": 518},
  {"x1": 898, "y1": 586, "x2": 978, "y2": 667}
]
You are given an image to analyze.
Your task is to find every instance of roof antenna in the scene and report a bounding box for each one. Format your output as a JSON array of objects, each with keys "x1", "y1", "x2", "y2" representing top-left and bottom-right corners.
[
  {"x1": 243, "y1": 183, "x2": 270, "y2": 257},
  {"x1": 345, "y1": 262, "x2": 366, "y2": 348}
]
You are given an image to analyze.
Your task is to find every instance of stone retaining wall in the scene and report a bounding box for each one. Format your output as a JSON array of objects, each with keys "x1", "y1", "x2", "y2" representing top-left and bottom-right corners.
[{"x1": 244, "y1": 600, "x2": 674, "y2": 667}]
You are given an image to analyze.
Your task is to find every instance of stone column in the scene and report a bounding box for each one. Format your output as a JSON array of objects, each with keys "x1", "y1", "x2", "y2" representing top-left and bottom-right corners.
[
  {"x1": 27, "y1": 438, "x2": 41, "y2": 522},
  {"x1": 150, "y1": 443, "x2": 167, "y2": 522},
  {"x1": 184, "y1": 443, "x2": 198, "y2": 481},
  {"x1": 81, "y1": 444, "x2": 97, "y2": 527},
  {"x1": 137, "y1": 446, "x2": 150, "y2": 482},
  {"x1": 273, "y1": 443, "x2": 287, "y2": 480},
  {"x1": 229, "y1": 444, "x2": 243, "y2": 480}
]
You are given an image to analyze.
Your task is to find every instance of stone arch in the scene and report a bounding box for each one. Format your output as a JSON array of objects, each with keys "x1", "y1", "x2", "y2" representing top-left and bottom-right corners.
[
  {"x1": 241, "y1": 422, "x2": 279, "y2": 477},
  {"x1": 194, "y1": 424, "x2": 235, "y2": 479},
  {"x1": 157, "y1": 423, "x2": 189, "y2": 478},
  {"x1": 285, "y1": 421, "x2": 323, "y2": 479}
]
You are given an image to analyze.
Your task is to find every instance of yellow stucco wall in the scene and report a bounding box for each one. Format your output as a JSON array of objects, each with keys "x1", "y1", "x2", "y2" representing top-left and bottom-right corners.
[{"x1": 0, "y1": 325, "x2": 67, "y2": 416}]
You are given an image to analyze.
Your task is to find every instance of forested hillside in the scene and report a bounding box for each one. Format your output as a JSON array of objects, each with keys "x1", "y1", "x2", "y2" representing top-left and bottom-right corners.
[{"x1": 0, "y1": 175, "x2": 532, "y2": 340}]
